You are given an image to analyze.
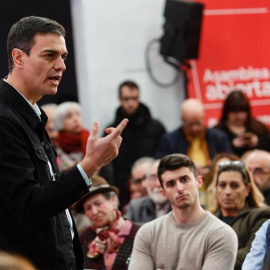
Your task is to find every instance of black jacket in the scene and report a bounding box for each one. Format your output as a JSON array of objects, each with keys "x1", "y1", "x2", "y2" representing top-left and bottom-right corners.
[
  {"x1": 105, "y1": 103, "x2": 166, "y2": 203},
  {"x1": 124, "y1": 197, "x2": 171, "y2": 225},
  {"x1": 0, "y1": 80, "x2": 89, "y2": 270}
]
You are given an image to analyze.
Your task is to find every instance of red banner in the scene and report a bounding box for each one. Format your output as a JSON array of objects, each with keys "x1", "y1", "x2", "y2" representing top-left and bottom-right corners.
[{"x1": 187, "y1": 0, "x2": 270, "y2": 129}]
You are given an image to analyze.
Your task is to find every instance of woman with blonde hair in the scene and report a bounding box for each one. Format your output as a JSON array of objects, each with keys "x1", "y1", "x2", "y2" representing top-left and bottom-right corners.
[
  {"x1": 214, "y1": 161, "x2": 270, "y2": 270},
  {"x1": 201, "y1": 152, "x2": 239, "y2": 211}
]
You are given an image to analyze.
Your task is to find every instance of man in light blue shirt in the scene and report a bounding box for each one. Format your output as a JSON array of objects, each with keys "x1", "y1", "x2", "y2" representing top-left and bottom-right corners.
[{"x1": 242, "y1": 220, "x2": 270, "y2": 270}]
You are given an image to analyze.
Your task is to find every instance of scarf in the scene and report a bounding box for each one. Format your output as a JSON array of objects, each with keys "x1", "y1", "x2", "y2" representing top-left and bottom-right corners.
[
  {"x1": 87, "y1": 210, "x2": 125, "y2": 259},
  {"x1": 185, "y1": 127, "x2": 210, "y2": 168},
  {"x1": 57, "y1": 129, "x2": 89, "y2": 156}
]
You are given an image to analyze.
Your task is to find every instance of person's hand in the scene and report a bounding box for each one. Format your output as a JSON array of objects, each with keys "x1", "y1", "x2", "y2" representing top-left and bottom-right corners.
[
  {"x1": 233, "y1": 132, "x2": 258, "y2": 148},
  {"x1": 245, "y1": 132, "x2": 258, "y2": 148},
  {"x1": 195, "y1": 163, "x2": 209, "y2": 177},
  {"x1": 80, "y1": 119, "x2": 128, "y2": 177},
  {"x1": 232, "y1": 135, "x2": 246, "y2": 148}
]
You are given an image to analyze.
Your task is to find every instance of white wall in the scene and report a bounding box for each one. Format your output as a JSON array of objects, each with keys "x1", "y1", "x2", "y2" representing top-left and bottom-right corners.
[{"x1": 71, "y1": 0, "x2": 186, "y2": 135}]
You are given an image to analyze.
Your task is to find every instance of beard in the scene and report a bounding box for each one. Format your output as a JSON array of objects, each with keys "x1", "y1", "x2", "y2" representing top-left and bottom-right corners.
[{"x1": 149, "y1": 187, "x2": 168, "y2": 204}]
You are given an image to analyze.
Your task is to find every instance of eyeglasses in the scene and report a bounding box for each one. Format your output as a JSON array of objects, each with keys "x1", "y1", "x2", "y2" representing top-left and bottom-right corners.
[
  {"x1": 249, "y1": 167, "x2": 270, "y2": 176},
  {"x1": 218, "y1": 161, "x2": 248, "y2": 174},
  {"x1": 148, "y1": 174, "x2": 158, "y2": 181},
  {"x1": 131, "y1": 175, "x2": 146, "y2": 184},
  {"x1": 218, "y1": 160, "x2": 250, "y2": 185},
  {"x1": 183, "y1": 121, "x2": 203, "y2": 129},
  {"x1": 218, "y1": 160, "x2": 246, "y2": 169},
  {"x1": 121, "y1": 96, "x2": 139, "y2": 102}
]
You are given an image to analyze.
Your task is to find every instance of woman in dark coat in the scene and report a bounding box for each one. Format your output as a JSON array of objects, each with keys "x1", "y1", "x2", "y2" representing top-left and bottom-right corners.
[
  {"x1": 215, "y1": 90, "x2": 269, "y2": 157},
  {"x1": 214, "y1": 160, "x2": 270, "y2": 270}
]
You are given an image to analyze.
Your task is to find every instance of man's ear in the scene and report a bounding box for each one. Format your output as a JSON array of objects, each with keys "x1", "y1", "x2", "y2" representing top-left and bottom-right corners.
[
  {"x1": 12, "y1": 49, "x2": 24, "y2": 69},
  {"x1": 160, "y1": 188, "x2": 168, "y2": 199},
  {"x1": 111, "y1": 195, "x2": 119, "y2": 210},
  {"x1": 197, "y1": 175, "x2": 203, "y2": 188}
]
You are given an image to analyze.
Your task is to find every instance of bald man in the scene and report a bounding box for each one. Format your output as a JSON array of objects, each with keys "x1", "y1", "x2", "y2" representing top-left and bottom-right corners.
[
  {"x1": 245, "y1": 150, "x2": 270, "y2": 205},
  {"x1": 156, "y1": 98, "x2": 232, "y2": 175}
]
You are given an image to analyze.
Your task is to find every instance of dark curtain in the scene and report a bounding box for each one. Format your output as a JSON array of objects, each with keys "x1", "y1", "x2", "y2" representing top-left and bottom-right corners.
[{"x1": 0, "y1": 0, "x2": 78, "y2": 105}]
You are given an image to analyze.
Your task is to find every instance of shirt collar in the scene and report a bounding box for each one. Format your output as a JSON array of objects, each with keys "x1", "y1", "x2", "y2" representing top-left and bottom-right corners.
[{"x1": 3, "y1": 78, "x2": 41, "y2": 120}]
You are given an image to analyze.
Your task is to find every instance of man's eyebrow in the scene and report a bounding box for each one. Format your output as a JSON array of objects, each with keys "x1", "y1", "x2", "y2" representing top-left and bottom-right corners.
[
  {"x1": 41, "y1": 49, "x2": 68, "y2": 56},
  {"x1": 179, "y1": 175, "x2": 188, "y2": 180},
  {"x1": 41, "y1": 49, "x2": 58, "y2": 54}
]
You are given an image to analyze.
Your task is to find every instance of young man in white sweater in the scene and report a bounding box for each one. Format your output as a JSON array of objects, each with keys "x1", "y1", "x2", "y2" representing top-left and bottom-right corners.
[{"x1": 129, "y1": 153, "x2": 238, "y2": 270}]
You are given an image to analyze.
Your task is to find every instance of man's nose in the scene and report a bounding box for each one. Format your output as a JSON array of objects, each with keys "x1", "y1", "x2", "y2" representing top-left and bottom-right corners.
[
  {"x1": 55, "y1": 57, "x2": 66, "y2": 71},
  {"x1": 176, "y1": 182, "x2": 184, "y2": 192},
  {"x1": 91, "y1": 206, "x2": 98, "y2": 215},
  {"x1": 224, "y1": 185, "x2": 232, "y2": 194}
]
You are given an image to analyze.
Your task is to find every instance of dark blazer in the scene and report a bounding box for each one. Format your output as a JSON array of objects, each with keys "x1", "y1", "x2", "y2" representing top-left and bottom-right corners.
[
  {"x1": 80, "y1": 223, "x2": 140, "y2": 270},
  {"x1": 156, "y1": 126, "x2": 232, "y2": 159},
  {"x1": 124, "y1": 197, "x2": 171, "y2": 225},
  {"x1": 0, "y1": 80, "x2": 90, "y2": 270},
  {"x1": 215, "y1": 205, "x2": 270, "y2": 270}
]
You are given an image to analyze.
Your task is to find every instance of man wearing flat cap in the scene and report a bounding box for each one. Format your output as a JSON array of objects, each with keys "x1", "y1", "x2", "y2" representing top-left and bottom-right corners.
[{"x1": 75, "y1": 176, "x2": 139, "y2": 270}]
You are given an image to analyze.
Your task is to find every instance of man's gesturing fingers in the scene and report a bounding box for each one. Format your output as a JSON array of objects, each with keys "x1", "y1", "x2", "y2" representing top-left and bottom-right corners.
[
  {"x1": 105, "y1": 118, "x2": 128, "y2": 136},
  {"x1": 89, "y1": 121, "x2": 99, "y2": 141},
  {"x1": 81, "y1": 119, "x2": 128, "y2": 178},
  {"x1": 111, "y1": 118, "x2": 128, "y2": 137}
]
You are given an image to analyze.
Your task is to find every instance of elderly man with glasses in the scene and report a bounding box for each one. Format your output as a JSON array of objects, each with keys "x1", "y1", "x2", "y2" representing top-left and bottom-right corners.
[
  {"x1": 156, "y1": 98, "x2": 232, "y2": 177},
  {"x1": 245, "y1": 149, "x2": 270, "y2": 205}
]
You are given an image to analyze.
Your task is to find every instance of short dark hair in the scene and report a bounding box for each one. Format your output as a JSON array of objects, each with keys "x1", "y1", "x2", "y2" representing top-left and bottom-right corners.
[
  {"x1": 158, "y1": 154, "x2": 198, "y2": 188},
  {"x1": 118, "y1": 80, "x2": 139, "y2": 97},
  {"x1": 7, "y1": 16, "x2": 66, "y2": 71}
]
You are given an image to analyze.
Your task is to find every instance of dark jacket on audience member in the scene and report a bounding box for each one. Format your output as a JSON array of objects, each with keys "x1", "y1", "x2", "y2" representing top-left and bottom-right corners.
[
  {"x1": 124, "y1": 197, "x2": 171, "y2": 225},
  {"x1": 156, "y1": 126, "x2": 232, "y2": 159},
  {"x1": 216, "y1": 124, "x2": 269, "y2": 157},
  {"x1": 215, "y1": 204, "x2": 270, "y2": 270},
  {"x1": 105, "y1": 103, "x2": 166, "y2": 204},
  {"x1": 80, "y1": 223, "x2": 140, "y2": 270},
  {"x1": 0, "y1": 80, "x2": 89, "y2": 270}
]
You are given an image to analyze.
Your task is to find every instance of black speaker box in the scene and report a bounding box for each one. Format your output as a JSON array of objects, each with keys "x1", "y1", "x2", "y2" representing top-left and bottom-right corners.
[{"x1": 160, "y1": 0, "x2": 204, "y2": 62}]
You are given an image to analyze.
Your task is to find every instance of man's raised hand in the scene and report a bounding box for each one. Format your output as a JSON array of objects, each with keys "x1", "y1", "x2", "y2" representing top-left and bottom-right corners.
[{"x1": 80, "y1": 118, "x2": 128, "y2": 177}]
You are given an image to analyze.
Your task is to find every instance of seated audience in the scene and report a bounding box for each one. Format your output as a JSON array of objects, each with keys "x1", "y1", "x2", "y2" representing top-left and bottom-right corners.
[
  {"x1": 122, "y1": 157, "x2": 155, "y2": 214},
  {"x1": 75, "y1": 176, "x2": 140, "y2": 270},
  {"x1": 202, "y1": 152, "x2": 240, "y2": 211},
  {"x1": 124, "y1": 159, "x2": 171, "y2": 224},
  {"x1": 53, "y1": 101, "x2": 90, "y2": 172},
  {"x1": 127, "y1": 157, "x2": 155, "y2": 199},
  {"x1": 242, "y1": 219, "x2": 270, "y2": 270},
  {"x1": 245, "y1": 149, "x2": 270, "y2": 205},
  {"x1": 156, "y1": 98, "x2": 232, "y2": 177},
  {"x1": 214, "y1": 160, "x2": 270, "y2": 269},
  {"x1": 129, "y1": 154, "x2": 238, "y2": 270},
  {"x1": 53, "y1": 101, "x2": 91, "y2": 234},
  {"x1": 215, "y1": 90, "x2": 269, "y2": 157}
]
